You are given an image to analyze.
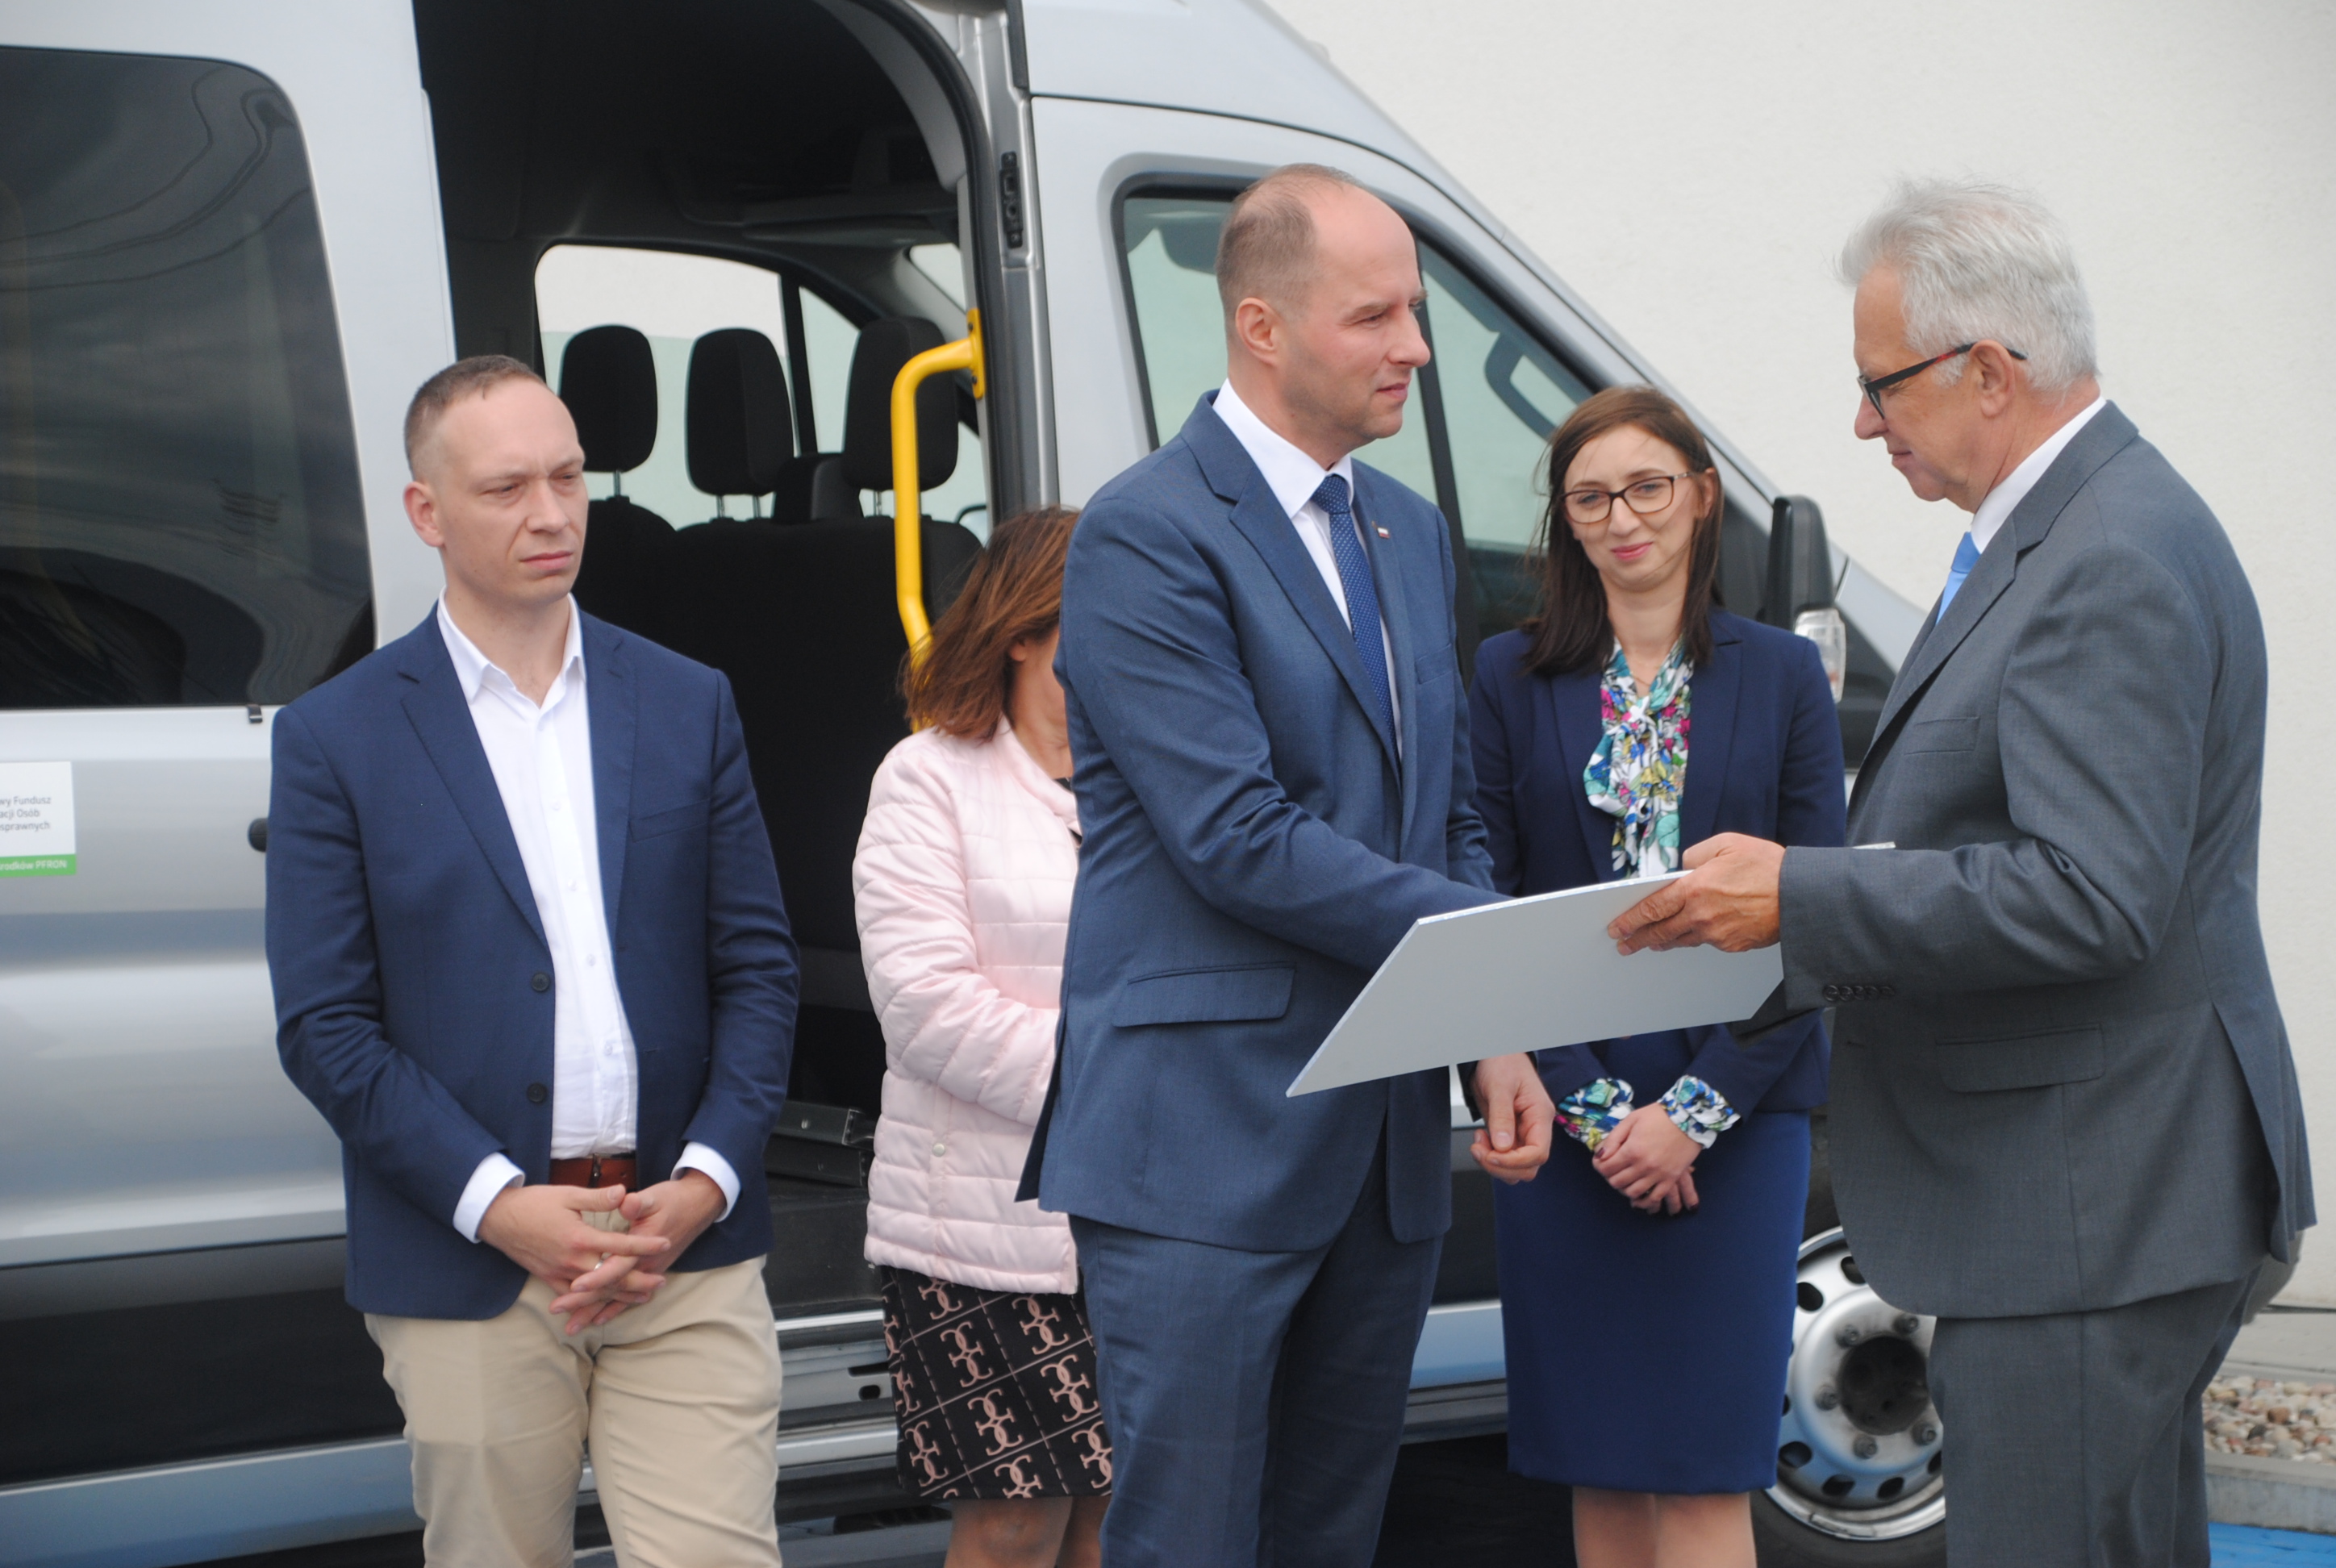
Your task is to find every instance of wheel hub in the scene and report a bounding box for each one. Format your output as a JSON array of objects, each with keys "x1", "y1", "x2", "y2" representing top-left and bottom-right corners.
[{"x1": 1768, "y1": 1228, "x2": 1947, "y2": 1541}]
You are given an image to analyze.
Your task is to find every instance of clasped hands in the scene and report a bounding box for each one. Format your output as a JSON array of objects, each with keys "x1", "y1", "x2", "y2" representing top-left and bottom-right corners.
[
  {"x1": 1468, "y1": 1057, "x2": 1700, "y2": 1212},
  {"x1": 476, "y1": 1170, "x2": 726, "y2": 1335}
]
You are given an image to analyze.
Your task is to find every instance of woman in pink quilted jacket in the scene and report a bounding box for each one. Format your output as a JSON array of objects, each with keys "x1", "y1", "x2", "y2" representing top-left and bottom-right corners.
[{"x1": 853, "y1": 506, "x2": 1108, "y2": 1568}]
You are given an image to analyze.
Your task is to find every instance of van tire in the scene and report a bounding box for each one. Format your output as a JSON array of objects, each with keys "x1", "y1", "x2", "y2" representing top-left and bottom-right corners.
[
  {"x1": 1752, "y1": 1494, "x2": 1946, "y2": 1567},
  {"x1": 1758, "y1": 1118, "x2": 1946, "y2": 1567}
]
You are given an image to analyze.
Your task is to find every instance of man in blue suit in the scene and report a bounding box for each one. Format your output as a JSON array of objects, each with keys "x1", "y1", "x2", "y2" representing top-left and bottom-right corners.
[
  {"x1": 1028, "y1": 165, "x2": 1555, "y2": 1564},
  {"x1": 268, "y1": 358, "x2": 796, "y2": 1566}
]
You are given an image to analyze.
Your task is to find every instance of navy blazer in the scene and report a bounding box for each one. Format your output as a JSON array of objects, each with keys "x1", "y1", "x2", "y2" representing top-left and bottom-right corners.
[
  {"x1": 1027, "y1": 394, "x2": 1498, "y2": 1251},
  {"x1": 266, "y1": 612, "x2": 799, "y2": 1319},
  {"x1": 1469, "y1": 611, "x2": 1845, "y2": 1113}
]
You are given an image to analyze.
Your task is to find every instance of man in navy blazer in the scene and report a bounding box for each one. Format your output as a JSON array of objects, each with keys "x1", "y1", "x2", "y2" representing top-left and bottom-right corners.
[
  {"x1": 268, "y1": 358, "x2": 796, "y2": 1566},
  {"x1": 1026, "y1": 165, "x2": 1554, "y2": 1565}
]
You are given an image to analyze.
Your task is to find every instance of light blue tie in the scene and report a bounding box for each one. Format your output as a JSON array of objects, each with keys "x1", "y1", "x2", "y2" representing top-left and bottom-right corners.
[
  {"x1": 1937, "y1": 531, "x2": 1981, "y2": 618},
  {"x1": 1311, "y1": 474, "x2": 1395, "y2": 737}
]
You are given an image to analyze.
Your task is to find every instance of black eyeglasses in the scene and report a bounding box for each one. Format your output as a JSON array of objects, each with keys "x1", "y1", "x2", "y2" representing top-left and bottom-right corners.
[
  {"x1": 1561, "y1": 473, "x2": 1696, "y2": 525},
  {"x1": 1858, "y1": 342, "x2": 2028, "y2": 419}
]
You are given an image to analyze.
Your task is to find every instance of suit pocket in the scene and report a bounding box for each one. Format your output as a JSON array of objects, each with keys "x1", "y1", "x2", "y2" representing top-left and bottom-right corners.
[
  {"x1": 1900, "y1": 715, "x2": 1979, "y2": 753},
  {"x1": 1112, "y1": 964, "x2": 1295, "y2": 1027},
  {"x1": 1936, "y1": 1026, "x2": 2104, "y2": 1092},
  {"x1": 632, "y1": 799, "x2": 710, "y2": 840}
]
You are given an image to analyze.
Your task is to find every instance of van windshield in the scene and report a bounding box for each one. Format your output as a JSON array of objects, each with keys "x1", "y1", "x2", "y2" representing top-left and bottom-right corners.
[{"x1": 0, "y1": 48, "x2": 372, "y2": 709}]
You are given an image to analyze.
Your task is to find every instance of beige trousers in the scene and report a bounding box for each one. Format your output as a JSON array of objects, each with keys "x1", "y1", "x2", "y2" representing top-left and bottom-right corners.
[{"x1": 367, "y1": 1215, "x2": 782, "y2": 1568}]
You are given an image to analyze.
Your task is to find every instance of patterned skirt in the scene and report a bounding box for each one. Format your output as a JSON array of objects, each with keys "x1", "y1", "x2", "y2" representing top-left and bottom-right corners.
[{"x1": 878, "y1": 1265, "x2": 1114, "y2": 1500}]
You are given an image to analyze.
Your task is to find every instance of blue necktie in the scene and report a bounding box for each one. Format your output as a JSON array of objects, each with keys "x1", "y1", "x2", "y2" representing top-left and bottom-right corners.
[
  {"x1": 1937, "y1": 531, "x2": 1981, "y2": 617},
  {"x1": 1311, "y1": 474, "x2": 1395, "y2": 737}
]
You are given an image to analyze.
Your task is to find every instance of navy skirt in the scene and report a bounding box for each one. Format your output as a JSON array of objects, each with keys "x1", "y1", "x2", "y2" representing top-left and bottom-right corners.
[{"x1": 1495, "y1": 1108, "x2": 1809, "y2": 1495}]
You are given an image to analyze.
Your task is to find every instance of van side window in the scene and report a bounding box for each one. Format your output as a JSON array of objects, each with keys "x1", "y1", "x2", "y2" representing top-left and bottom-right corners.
[
  {"x1": 1117, "y1": 193, "x2": 1438, "y2": 503},
  {"x1": 540, "y1": 248, "x2": 795, "y2": 526},
  {"x1": 1415, "y1": 245, "x2": 1591, "y2": 632},
  {"x1": 536, "y1": 244, "x2": 987, "y2": 536},
  {"x1": 0, "y1": 48, "x2": 372, "y2": 709}
]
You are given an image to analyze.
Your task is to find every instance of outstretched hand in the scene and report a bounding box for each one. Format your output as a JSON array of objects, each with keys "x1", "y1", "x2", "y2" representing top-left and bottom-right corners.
[
  {"x1": 1606, "y1": 833, "x2": 1785, "y2": 955},
  {"x1": 1469, "y1": 1053, "x2": 1555, "y2": 1184}
]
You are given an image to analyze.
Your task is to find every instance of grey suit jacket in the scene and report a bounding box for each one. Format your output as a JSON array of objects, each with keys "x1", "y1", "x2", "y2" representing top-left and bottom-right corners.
[{"x1": 1778, "y1": 404, "x2": 2310, "y2": 1320}]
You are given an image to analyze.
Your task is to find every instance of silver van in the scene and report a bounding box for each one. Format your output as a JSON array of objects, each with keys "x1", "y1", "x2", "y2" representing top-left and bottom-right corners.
[{"x1": 0, "y1": 2, "x2": 1939, "y2": 1563}]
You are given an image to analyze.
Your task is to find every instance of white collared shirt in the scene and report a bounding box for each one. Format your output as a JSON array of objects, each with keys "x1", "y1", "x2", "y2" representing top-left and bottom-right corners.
[
  {"x1": 1969, "y1": 395, "x2": 2107, "y2": 554},
  {"x1": 1211, "y1": 381, "x2": 1402, "y2": 744},
  {"x1": 440, "y1": 597, "x2": 738, "y2": 1241}
]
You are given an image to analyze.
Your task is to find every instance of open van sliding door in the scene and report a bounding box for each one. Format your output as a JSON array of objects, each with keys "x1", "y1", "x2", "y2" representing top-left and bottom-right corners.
[{"x1": 0, "y1": 4, "x2": 453, "y2": 1562}]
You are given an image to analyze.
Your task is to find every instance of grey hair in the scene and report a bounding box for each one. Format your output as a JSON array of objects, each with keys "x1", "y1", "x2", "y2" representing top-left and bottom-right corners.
[{"x1": 1837, "y1": 178, "x2": 2098, "y2": 396}]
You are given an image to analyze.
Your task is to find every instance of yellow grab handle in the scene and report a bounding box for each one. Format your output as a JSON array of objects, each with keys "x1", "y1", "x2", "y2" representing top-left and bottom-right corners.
[{"x1": 892, "y1": 309, "x2": 985, "y2": 665}]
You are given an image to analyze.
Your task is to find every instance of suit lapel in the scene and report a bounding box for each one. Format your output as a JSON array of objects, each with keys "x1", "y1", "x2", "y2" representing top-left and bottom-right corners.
[
  {"x1": 1544, "y1": 664, "x2": 1620, "y2": 879},
  {"x1": 394, "y1": 619, "x2": 546, "y2": 948},
  {"x1": 1867, "y1": 535, "x2": 2017, "y2": 746},
  {"x1": 1677, "y1": 624, "x2": 1742, "y2": 850},
  {"x1": 1189, "y1": 399, "x2": 1403, "y2": 773},
  {"x1": 1863, "y1": 404, "x2": 2142, "y2": 774},
  {"x1": 584, "y1": 616, "x2": 637, "y2": 939}
]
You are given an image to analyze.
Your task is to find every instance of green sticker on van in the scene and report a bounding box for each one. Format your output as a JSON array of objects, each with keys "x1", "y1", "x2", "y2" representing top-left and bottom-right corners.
[{"x1": 0, "y1": 854, "x2": 75, "y2": 877}]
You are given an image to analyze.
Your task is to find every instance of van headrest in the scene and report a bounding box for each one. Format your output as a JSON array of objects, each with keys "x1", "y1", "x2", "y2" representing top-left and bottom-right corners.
[
  {"x1": 842, "y1": 317, "x2": 958, "y2": 495},
  {"x1": 686, "y1": 328, "x2": 792, "y2": 498},
  {"x1": 559, "y1": 325, "x2": 657, "y2": 473}
]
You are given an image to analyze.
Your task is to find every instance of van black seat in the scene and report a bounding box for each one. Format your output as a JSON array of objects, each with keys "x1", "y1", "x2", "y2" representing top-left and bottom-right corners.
[
  {"x1": 842, "y1": 317, "x2": 957, "y2": 497},
  {"x1": 656, "y1": 318, "x2": 982, "y2": 1028},
  {"x1": 685, "y1": 328, "x2": 790, "y2": 512},
  {"x1": 561, "y1": 325, "x2": 674, "y2": 643},
  {"x1": 770, "y1": 453, "x2": 861, "y2": 525}
]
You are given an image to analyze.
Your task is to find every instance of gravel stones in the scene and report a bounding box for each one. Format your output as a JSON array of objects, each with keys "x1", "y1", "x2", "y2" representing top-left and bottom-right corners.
[{"x1": 2205, "y1": 1378, "x2": 2336, "y2": 1462}]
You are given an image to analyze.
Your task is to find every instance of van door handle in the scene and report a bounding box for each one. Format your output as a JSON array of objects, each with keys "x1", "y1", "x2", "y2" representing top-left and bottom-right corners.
[{"x1": 248, "y1": 818, "x2": 269, "y2": 853}]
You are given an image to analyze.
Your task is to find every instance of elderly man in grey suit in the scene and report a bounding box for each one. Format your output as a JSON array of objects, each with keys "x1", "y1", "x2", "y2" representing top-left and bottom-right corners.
[{"x1": 1609, "y1": 178, "x2": 2311, "y2": 1566}]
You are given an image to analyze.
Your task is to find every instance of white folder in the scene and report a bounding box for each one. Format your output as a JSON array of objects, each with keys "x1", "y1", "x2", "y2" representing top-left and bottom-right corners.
[{"x1": 1285, "y1": 873, "x2": 1783, "y2": 1097}]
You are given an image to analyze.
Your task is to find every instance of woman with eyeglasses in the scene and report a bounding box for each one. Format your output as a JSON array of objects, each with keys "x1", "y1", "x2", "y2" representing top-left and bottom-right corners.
[{"x1": 1467, "y1": 386, "x2": 1845, "y2": 1568}]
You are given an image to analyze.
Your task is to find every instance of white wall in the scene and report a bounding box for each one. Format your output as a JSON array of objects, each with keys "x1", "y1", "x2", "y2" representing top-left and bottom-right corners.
[{"x1": 1259, "y1": 0, "x2": 2336, "y2": 1296}]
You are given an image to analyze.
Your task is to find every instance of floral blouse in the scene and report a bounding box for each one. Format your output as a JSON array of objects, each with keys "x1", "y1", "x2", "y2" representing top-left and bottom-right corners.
[
  {"x1": 1559, "y1": 639, "x2": 1737, "y2": 1153},
  {"x1": 1583, "y1": 639, "x2": 1692, "y2": 878}
]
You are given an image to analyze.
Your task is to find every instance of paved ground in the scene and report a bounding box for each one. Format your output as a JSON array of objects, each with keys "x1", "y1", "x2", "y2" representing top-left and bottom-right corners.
[
  {"x1": 210, "y1": 1300, "x2": 2336, "y2": 1567},
  {"x1": 214, "y1": 1431, "x2": 2336, "y2": 1566}
]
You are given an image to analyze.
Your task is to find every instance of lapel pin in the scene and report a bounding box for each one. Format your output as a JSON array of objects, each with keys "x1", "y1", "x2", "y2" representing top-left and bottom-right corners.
[{"x1": 1375, "y1": 526, "x2": 1391, "y2": 538}]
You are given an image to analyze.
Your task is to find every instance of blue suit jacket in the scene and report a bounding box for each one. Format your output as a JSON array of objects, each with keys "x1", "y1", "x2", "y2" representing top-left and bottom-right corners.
[
  {"x1": 266, "y1": 612, "x2": 798, "y2": 1319},
  {"x1": 1028, "y1": 395, "x2": 1499, "y2": 1251},
  {"x1": 1469, "y1": 612, "x2": 1845, "y2": 1112}
]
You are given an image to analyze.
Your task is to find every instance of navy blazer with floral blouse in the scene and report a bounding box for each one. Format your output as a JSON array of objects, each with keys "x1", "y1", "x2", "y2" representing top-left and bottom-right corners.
[{"x1": 1466, "y1": 608, "x2": 1846, "y2": 1114}]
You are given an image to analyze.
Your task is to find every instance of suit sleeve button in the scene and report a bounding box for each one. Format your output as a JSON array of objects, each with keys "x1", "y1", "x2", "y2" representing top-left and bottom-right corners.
[
  {"x1": 1880, "y1": 984, "x2": 1896, "y2": 999},
  {"x1": 1822, "y1": 984, "x2": 1841, "y2": 1003},
  {"x1": 526, "y1": 1083, "x2": 548, "y2": 1105},
  {"x1": 531, "y1": 972, "x2": 551, "y2": 993}
]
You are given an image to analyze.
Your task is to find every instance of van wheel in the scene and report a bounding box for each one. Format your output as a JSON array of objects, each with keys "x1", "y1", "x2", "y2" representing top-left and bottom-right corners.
[
  {"x1": 1756, "y1": 1227, "x2": 1946, "y2": 1566},
  {"x1": 1754, "y1": 1491, "x2": 1944, "y2": 1566}
]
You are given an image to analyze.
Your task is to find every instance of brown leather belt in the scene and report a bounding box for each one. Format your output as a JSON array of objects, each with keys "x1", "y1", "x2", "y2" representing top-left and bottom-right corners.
[{"x1": 547, "y1": 1153, "x2": 637, "y2": 1190}]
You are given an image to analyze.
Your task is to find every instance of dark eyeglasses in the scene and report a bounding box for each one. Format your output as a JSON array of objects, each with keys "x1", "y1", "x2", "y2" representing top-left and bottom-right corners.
[
  {"x1": 1561, "y1": 472, "x2": 1696, "y2": 525},
  {"x1": 1858, "y1": 342, "x2": 2028, "y2": 419}
]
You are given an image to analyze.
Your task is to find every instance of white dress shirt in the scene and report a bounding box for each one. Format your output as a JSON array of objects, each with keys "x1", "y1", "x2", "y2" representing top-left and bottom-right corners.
[
  {"x1": 1211, "y1": 382, "x2": 1402, "y2": 744},
  {"x1": 1968, "y1": 394, "x2": 2107, "y2": 555},
  {"x1": 440, "y1": 598, "x2": 739, "y2": 1242}
]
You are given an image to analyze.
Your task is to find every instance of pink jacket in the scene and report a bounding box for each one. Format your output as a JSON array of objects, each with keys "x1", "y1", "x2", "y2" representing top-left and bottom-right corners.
[{"x1": 854, "y1": 719, "x2": 1081, "y2": 1295}]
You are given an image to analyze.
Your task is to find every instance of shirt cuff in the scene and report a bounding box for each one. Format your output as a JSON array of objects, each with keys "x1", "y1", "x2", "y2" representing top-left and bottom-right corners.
[
  {"x1": 673, "y1": 1142, "x2": 740, "y2": 1221},
  {"x1": 453, "y1": 1153, "x2": 524, "y2": 1243},
  {"x1": 1658, "y1": 1075, "x2": 1742, "y2": 1149},
  {"x1": 1554, "y1": 1076, "x2": 1634, "y2": 1152}
]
